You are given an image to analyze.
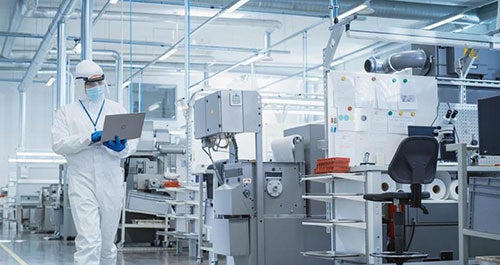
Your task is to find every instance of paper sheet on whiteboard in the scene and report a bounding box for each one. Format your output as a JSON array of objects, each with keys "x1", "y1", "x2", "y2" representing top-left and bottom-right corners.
[
  {"x1": 374, "y1": 79, "x2": 399, "y2": 110},
  {"x1": 388, "y1": 112, "x2": 415, "y2": 135},
  {"x1": 371, "y1": 110, "x2": 388, "y2": 134},
  {"x1": 334, "y1": 76, "x2": 356, "y2": 107},
  {"x1": 334, "y1": 132, "x2": 356, "y2": 159},
  {"x1": 353, "y1": 108, "x2": 370, "y2": 132},
  {"x1": 354, "y1": 77, "x2": 376, "y2": 108}
]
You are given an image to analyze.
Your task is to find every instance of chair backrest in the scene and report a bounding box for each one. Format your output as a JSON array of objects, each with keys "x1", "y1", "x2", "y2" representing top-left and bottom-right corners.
[{"x1": 388, "y1": 136, "x2": 438, "y2": 185}]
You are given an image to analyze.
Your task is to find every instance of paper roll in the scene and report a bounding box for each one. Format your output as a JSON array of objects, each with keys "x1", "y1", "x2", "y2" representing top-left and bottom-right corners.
[
  {"x1": 271, "y1": 135, "x2": 303, "y2": 162},
  {"x1": 449, "y1": 180, "x2": 459, "y2": 200},
  {"x1": 424, "y1": 178, "x2": 447, "y2": 200},
  {"x1": 436, "y1": 172, "x2": 452, "y2": 199},
  {"x1": 380, "y1": 174, "x2": 396, "y2": 192}
]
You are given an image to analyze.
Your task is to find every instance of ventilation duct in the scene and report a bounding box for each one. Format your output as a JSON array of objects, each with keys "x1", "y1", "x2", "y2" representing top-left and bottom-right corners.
[{"x1": 364, "y1": 49, "x2": 430, "y2": 73}]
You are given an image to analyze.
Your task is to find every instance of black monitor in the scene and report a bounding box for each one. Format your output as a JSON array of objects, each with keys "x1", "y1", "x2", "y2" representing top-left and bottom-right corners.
[
  {"x1": 478, "y1": 95, "x2": 500, "y2": 155},
  {"x1": 408, "y1": 126, "x2": 437, "y2": 137}
]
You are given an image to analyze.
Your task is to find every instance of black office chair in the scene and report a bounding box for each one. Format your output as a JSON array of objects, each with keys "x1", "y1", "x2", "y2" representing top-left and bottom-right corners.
[{"x1": 364, "y1": 136, "x2": 438, "y2": 265}]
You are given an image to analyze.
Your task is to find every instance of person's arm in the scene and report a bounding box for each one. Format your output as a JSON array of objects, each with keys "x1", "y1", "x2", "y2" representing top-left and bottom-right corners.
[{"x1": 52, "y1": 108, "x2": 91, "y2": 155}]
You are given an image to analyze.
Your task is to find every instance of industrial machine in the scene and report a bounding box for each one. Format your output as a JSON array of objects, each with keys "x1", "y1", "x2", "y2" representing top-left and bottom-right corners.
[
  {"x1": 194, "y1": 90, "x2": 306, "y2": 265},
  {"x1": 120, "y1": 121, "x2": 187, "y2": 247}
]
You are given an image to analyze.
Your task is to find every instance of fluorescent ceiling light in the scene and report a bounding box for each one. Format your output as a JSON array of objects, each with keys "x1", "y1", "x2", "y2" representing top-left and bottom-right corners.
[
  {"x1": 261, "y1": 98, "x2": 324, "y2": 107},
  {"x1": 45, "y1": 77, "x2": 55, "y2": 87},
  {"x1": 331, "y1": 59, "x2": 345, "y2": 67},
  {"x1": 225, "y1": 0, "x2": 250, "y2": 14},
  {"x1": 159, "y1": 48, "x2": 177, "y2": 61},
  {"x1": 174, "y1": 9, "x2": 244, "y2": 18},
  {"x1": 109, "y1": 0, "x2": 119, "y2": 4},
  {"x1": 241, "y1": 54, "x2": 265, "y2": 65},
  {"x1": 148, "y1": 101, "x2": 162, "y2": 112},
  {"x1": 423, "y1": 14, "x2": 465, "y2": 30},
  {"x1": 8, "y1": 158, "x2": 66, "y2": 164},
  {"x1": 16, "y1": 151, "x2": 62, "y2": 157},
  {"x1": 263, "y1": 109, "x2": 324, "y2": 116},
  {"x1": 121, "y1": 80, "x2": 131, "y2": 89},
  {"x1": 337, "y1": 3, "x2": 369, "y2": 20}
]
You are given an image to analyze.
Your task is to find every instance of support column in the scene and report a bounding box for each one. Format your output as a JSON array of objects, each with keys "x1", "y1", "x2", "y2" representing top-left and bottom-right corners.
[
  {"x1": 57, "y1": 21, "x2": 67, "y2": 108},
  {"x1": 81, "y1": 0, "x2": 93, "y2": 60},
  {"x1": 18, "y1": 91, "x2": 26, "y2": 149}
]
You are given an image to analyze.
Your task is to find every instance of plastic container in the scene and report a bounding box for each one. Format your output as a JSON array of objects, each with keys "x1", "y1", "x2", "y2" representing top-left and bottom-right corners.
[{"x1": 468, "y1": 177, "x2": 500, "y2": 235}]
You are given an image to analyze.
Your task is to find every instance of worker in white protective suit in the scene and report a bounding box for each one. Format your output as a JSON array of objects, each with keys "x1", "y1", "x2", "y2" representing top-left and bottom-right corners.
[{"x1": 51, "y1": 60, "x2": 138, "y2": 265}]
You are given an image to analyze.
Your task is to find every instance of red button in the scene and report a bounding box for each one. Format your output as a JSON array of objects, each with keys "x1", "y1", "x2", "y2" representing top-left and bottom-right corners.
[{"x1": 347, "y1": 106, "x2": 352, "y2": 111}]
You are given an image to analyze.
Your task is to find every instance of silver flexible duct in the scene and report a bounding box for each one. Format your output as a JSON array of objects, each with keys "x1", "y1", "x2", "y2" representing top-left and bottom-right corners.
[{"x1": 364, "y1": 49, "x2": 429, "y2": 73}]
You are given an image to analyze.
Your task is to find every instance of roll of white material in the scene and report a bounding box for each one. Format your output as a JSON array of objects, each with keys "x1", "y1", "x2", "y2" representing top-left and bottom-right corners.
[
  {"x1": 449, "y1": 180, "x2": 460, "y2": 200},
  {"x1": 271, "y1": 135, "x2": 303, "y2": 162},
  {"x1": 424, "y1": 178, "x2": 447, "y2": 200},
  {"x1": 379, "y1": 174, "x2": 396, "y2": 192},
  {"x1": 436, "y1": 172, "x2": 452, "y2": 199}
]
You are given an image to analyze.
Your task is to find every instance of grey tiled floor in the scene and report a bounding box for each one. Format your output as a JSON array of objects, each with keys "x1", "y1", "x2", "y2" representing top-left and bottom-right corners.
[{"x1": 0, "y1": 223, "x2": 220, "y2": 265}]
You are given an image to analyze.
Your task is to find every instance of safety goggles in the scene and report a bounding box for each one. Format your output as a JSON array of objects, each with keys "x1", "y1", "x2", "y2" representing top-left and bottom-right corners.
[{"x1": 78, "y1": 74, "x2": 106, "y2": 89}]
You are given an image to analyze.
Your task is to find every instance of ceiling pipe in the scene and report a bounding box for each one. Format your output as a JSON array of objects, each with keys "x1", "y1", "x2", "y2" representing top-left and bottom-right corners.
[
  {"x1": 364, "y1": 49, "x2": 430, "y2": 73},
  {"x1": 32, "y1": 7, "x2": 282, "y2": 31},
  {"x1": 81, "y1": 0, "x2": 92, "y2": 60},
  {"x1": 0, "y1": 31, "x2": 291, "y2": 55},
  {"x1": 1, "y1": 0, "x2": 38, "y2": 58},
  {"x1": 122, "y1": 0, "x2": 260, "y2": 88},
  {"x1": 189, "y1": 18, "x2": 328, "y2": 89},
  {"x1": 16, "y1": 0, "x2": 79, "y2": 92},
  {"x1": 127, "y1": 0, "x2": 483, "y2": 24}
]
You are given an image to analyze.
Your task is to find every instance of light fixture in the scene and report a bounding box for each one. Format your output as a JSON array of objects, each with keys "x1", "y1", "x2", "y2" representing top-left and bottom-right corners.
[
  {"x1": 148, "y1": 101, "x2": 162, "y2": 112},
  {"x1": 159, "y1": 48, "x2": 178, "y2": 61},
  {"x1": 331, "y1": 59, "x2": 345, "y2": 67},
  {"x1": 263, "y1": 109, "x2": 324, "y2": 116},
  {"x1": 8, "y1": 158, "x2": 67, "y2": 164},
  {"x1": 45, "y1": 76, "x2": 55, "y2": 87},
  {"x1": 337, "y1": 2, "x2": 369, "y2": 20},
  {"x1": 16, "y1": 151, "x2": 62, "y2": 157},
  {"x1": 423, "y1": 14, "x2": 465, "y2": 30},
  {"x1": 109, "y1": 0, "x2": 119, "y2": 4},
  {"x1": 121, "y1": 80, "x2": 131, "y2": 89},
  {"x1": 241, "y1": 54, "x2": 265, "y2": 65},
  {"x1": 225, "y1": 0, "x2": 250, "y2": 14},
  {"x1": 261, "y1": 98, "x2": 324, "y2": 107}
]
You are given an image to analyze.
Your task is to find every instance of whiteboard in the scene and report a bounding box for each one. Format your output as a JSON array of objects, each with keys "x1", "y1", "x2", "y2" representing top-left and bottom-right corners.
[{"x1": 327, "y1": 71, "x2": 438, "y2": 165}]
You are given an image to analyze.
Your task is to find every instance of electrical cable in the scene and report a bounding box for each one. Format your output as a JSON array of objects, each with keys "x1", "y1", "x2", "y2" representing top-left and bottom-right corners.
[
  {"x1": 405, "y1": 218, "x2": 416, "y2": 251},
  {"x1": 430, "y1": 102, "x2": 442, "y2": 126},
  {"x1": 231, "y1": 136, "x2": 239, "y2": 162},
  {"x1": 202, "y1": 147, "x2": 224, "y2": 185}
]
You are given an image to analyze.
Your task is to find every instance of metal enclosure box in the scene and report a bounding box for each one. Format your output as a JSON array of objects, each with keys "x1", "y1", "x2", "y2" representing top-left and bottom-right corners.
[
  {"x1": 213, "y1": 218, "x2": 250, "y2": 256},
  {"x1": 193, "y1": 90, "x2": 261, "y2": 139}
]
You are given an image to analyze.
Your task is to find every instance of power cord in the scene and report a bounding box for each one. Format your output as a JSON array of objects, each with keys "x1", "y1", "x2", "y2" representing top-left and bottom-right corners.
[{"x1": 405, "y1": 218, "x2": 417, "y2": 251}]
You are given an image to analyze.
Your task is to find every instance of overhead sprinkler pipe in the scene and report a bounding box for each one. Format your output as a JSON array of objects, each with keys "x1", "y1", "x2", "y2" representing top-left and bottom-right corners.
[{"x1": 364, "y1": 49, "x2": 430, "y2": 73}]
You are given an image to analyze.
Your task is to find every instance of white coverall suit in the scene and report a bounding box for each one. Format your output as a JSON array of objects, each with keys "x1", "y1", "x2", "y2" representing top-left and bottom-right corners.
[{"x1": 52, "y1": 81, "x2": 138, "y2": 264}]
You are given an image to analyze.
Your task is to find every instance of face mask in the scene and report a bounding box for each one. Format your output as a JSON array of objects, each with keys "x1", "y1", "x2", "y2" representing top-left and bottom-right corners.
[{"x1": 86, "y1": 85, "x2": 105, "y2": 102}]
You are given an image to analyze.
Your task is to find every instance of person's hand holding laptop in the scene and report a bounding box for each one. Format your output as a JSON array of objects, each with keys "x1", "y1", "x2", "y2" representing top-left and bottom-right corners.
[{"x1": 89, "y1": 113, "x2": 146, "y2": 151}]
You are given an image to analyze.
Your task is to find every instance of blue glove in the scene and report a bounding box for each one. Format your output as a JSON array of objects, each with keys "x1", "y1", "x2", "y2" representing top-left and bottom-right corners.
[
  {"x1": 91, "y1": 131, "x2": 102, "y2": 142},
  {"x1": 103, "y1": 136, "x2": 127, "y2": 152}
]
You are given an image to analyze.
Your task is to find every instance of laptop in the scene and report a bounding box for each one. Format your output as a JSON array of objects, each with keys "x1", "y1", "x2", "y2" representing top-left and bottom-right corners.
[{"x1": 90, "y1": 113, "x2": 146, "y2": 145}]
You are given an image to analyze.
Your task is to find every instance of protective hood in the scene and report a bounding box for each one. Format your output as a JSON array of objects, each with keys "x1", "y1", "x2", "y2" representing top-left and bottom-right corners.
[{"x1": 74, "y1": 60, "x2": 110, "y2": 102}]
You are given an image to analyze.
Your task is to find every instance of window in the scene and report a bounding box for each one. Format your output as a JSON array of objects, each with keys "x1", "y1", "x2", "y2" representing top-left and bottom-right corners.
[{"x1": 133, "y1": 83, "x2": 176, "y2": 120}]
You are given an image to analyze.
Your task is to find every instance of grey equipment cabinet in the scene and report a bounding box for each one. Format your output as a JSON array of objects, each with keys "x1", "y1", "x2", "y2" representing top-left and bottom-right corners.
[
  {"x1": 447, "y1": 143, "x2": 500, "y2": 265},
  {"x1": 301, "y1": 169, "x2": 384, "y2": 264}
]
